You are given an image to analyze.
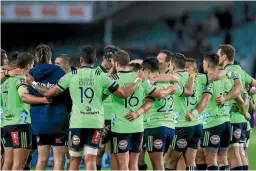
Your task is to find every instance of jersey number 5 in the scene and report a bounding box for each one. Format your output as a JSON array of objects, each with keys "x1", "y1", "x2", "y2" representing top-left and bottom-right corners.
[{"x1": 79, "y1": 87, "x2": 94, "y2": 104}]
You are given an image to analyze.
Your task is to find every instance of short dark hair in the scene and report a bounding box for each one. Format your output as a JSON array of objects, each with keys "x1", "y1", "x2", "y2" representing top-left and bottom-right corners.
[
  {"x1": 113, "y1": 50, "x2": 130, "y2": 66},
  {"x1": 70, "y1": 55, "x2": 81, "y2": 68},
  {"x1": 80, "y1": 45, "x2": 96, "y2": 65},
  {"x1": 35, "y1": 44, "x2": 52, "y2": 64},
  {"x1": 234, "y1": 60, "x2": 241, "y2": 66},
  {"x1": 171, "y1": 53, "x2": 186, "y2": 69},
  {"x1": 104, "y1": 45, "x2": 121, "y2": 58},
  {"x1": 128, "y1": 63, "x2": 142, "y2": 72},
  {"x1": 160, "y1": 50, "x2": 173, "y2": 62},
  {"x1": 218, "y1": 44, "x2": 235, "y2": 61},
  {"x1": 16, "y1": 52, "x2": 35, "y2": 68},
  {"x1": 11, "y1": 51, "x2": 19, "y2": 60},
  {"x1": 57, "y1": 54, "x2": 70, "y2": 65},
  {"x1": 142, "y1": 57, "x2": 159, "y2": 73},
  {"x1": 1, "y1": 49, "x2": 6, "y2": 57},
  {"x1": 186, "y1": 58, "x2": 196, "y2": 63},
  {"x1": 204, "y1": 52, "x2": 220, "y2": 68}
]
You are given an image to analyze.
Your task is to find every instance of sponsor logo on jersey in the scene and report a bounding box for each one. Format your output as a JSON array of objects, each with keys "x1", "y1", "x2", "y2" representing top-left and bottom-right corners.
[
  {"x1": 118, "y1": 140, "x2": 128, "y2": 150},
  {"x1": 210, "y1": 135, "x2": 220, "y2": 145},
  {"x1": 72, "y1": 135, "x2": 80, "y2": 145},
  {"x1": 154, "y1": 139, "x2": 163, "y2": 149},
  {"x1": 234, "y1": 129, "x2": 242, "y2": 139},
  {"x1": 177, "y1": 139, "x2": 187, "y2": 149},
  {"x1": 11, "y1": 132, "x2": 19, "y2": 145}
]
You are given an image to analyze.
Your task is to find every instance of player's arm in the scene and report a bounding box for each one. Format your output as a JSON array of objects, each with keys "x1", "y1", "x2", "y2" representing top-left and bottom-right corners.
[
  {"x1": 150, "y1": 84, "x2": 176, "y2": 99},
  {"x1": 18, "y1": 85, "x2": 50, "y2": 104},
  {"x1": 233, "y1": 95, "x2": 251, "y2": 120},
  {"x1": 125, "y1": 97, "x2": 154, "y2": 121},
  {"x1": 207, "y1": 70, "x2": 227, "y2": 82},
  {"x1": 216, "y1": 72, "x2": 243, "y2": 105},
  {"x1": 112, "y1": 78, "x2": 142, "y2": 98},
  {"x1": 249, "y1": 98, "x2": 256, "y2": 113},
  {"x1": 151, "y1": 74, "x2": 179, "y2": 84},
  {"x1": 185, "y1": 86, "x2": 212, "y2": 121},
  {"x1": 129, "y1": 59, "x2": 143, "y2": 65},
  {"x1": 243, "y1": 71, "x2": 256, "y2": 87}
]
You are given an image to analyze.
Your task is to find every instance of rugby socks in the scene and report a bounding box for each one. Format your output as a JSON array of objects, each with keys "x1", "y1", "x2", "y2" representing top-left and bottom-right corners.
[
  {"x1": 231, "y1": 166, "x2": 243, "y2": 170},
  {"x1": 207, "y1": 166, "x2": 219, "y2": 170},
  {"x1": 186, "y1": 166, "x2": 196, "y2": 170},
  {"x1": 138, "y1": 164, "x2": 148, "y2": 170},
  {"x1": 197, "y1": 164, "x2": 207, "y2": 170},
  {"x1": 96, "y1": 165, "x2": 101, "y2": 171},
  {"x1": 219, "y1": 165, "x2": 230, "y2": 170},
  {"x1": 165, "y1": 168, "x2": 175, "y2": 170},
  {"x1": 243, "y1": 165, "x2": 248, "y2": 171}
]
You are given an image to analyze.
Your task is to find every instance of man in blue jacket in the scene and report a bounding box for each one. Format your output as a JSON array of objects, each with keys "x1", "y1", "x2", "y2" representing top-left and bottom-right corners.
[{"x1": 28, "y1": 44, "x2": 71, "y2": 170}]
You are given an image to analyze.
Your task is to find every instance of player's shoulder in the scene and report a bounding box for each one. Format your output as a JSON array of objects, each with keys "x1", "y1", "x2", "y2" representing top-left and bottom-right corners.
[{"x1": 109, "y1": 73, "x2": 120, "y2": 80}]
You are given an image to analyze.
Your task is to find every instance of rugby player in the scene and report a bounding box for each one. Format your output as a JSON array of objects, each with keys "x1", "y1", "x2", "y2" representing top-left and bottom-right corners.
[
  {"x1": 186, "y1": 52, "x2": 242, "y2": 170},
  {"x1": 26, "y1": 45, "x2": 145, "y2": 170},
  {"x1": 108, "y1": 51, "x2": 177, "y2": 170},
  {"x1": 55, "y1": 54, "x2": 72, "y2": 73},
  {"x1": 1, "y1": 52, "x2": 50, "y2": 170},
  {"x1": 27, "y1": 44, "x2": 71, "y2": 170},
  {"x1": 95, "y1": 45, "x2": 120, "y2": 171},
  {"x1": 136, "y1": 57, "x2": 194, "y2": 170},
  {"x1": 217, "y1": 44, "x2": 256, "y2": 170}
]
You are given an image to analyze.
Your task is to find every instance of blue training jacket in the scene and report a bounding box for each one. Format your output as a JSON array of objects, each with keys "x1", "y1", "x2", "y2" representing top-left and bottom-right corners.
[{"x1": 28, "y1": 64, "x2": 71, "y2": 135}]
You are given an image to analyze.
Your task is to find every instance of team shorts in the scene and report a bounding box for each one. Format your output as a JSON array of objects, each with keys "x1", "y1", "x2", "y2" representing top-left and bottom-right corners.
[
  {"x1": 69, "y1": 128, "x2": 103, "y2": 149},
  {"x1": 201, "y1": 121, "x2": 231, "y2": 149},
  {"x1": 100, "y1": 120, "x2": 112, "y2": 146},
  {"x1": 36, "y1": 133, "x2": 68, "y2": 146},
  {"x1": 110, "y1": 132, "x2": 144, "y2": 154},
  {"x1": 145, "y1": 126, "x2": 174, "y2": 153},
  {"x1": 172, "y1": 124, "x2": 202, "y2": 152},
  {"x1": 1, "y1": 127, "x2": 4, "y2": 152},
  {"x1": 142, "y1": 129, "x2": 147, "y2": 151},
  {"x1": 230, "y1": 122, "x2": 247, "y2": 144},
  {"x1": 2, "y1": 124, "x2": 32, "y2": 149}
]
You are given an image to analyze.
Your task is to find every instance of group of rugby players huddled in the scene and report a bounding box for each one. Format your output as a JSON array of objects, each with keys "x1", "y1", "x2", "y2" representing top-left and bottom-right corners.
[{"x1": 0, "y1": 44, "x2": 255, "y2": 170}]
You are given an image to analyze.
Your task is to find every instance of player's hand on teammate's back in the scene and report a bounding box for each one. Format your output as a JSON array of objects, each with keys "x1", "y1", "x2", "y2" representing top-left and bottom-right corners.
[
  {"x1": 168, "y1": 85, "x2": 177, "y2": 94},
  {"x1": 216, "y1": 95, "x2": 226, "y2": 105},
  {"x1": 185, "y1": 112, "x2": 194, "y2": 121},
  {"x1": 26, "y1": 74, "x2": 35, "y2": 85},
  {"x1": 43, "y1": 97, "x2": 52, "y2": 104},
  {"x1": 125, "y1": 112, "x2": 140, "y2": 121},
  {"x1": 136, "y1": 70, "x2": 146, "y2": 81}
]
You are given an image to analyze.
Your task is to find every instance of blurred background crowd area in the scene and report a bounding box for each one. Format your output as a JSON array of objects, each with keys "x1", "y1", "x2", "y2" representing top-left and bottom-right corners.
[{"x1": 2, "y1": 1, "x2": 256, "y2": 77}]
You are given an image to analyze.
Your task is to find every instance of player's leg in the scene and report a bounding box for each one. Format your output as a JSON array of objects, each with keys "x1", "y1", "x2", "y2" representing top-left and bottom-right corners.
[
  {"x1": 69, "y1": 128, "x2": 83, "y2": 170},
  {"x1": 84, "y1": 129, "x2": 102, "y2": 170},
  {"x1": 185, "y1": 124, "x2": 202, "y2": 170},
  {"x1": 218, "y1": 122, "x2": 231, "y2": 171},
  {"x1": 244, "y1": 130, "x2": 251, "y2": 170},
  {"x1": 239, "y1": 123, "x2": 249, "y2": 171},
  {"x1": 138, "y1": 130, "x2": 147, "y2": 170},
  {"x1": 228, "y1": 123, "x2": 243, "y2": 170},
  {"x1": 146, "y1": 127, "x2": 173, "y2": 170},
  {"x1": 96, "y1": 146, "x2": 104, "y2": 170},
  {"x1": 110, "y1": 132, "x2": 130, "y2": 170},
  {"x1": 110, "y1": 153, "x2": 118, "y2": 170},
  {"x1": 0, "y1": 127, "x2": 4, "y2": 169},
  {"x1": 52, "y1": 134, "x2": 68, "y2": 170},
  {"x1": 176, "y1": 155, "x2": 186, "y2": 170},
  {"x1": 201, "y1": 124, "x2": 224, "y2": 170},
  {"x1": 24, "y1": 134, "x2": 37, "y2": 170},
  {"x1": 35, "y1": 134, "x2": 51, "y2": 170},
  {"x1": 165, "y1": 127, "x2": 186, "y2": 170},
  {"x1": 12, "y1": 124, "x2": 31, "y2": 170},
  {"x1": 196, "y1": 146, "x2": 207, "y2": 170},
  {"x1": 129, "y1": 132, "x2": 144, "y2": 170},
  {"x1": 2, "y1": 126, "x2": 13, "y2": 170}
]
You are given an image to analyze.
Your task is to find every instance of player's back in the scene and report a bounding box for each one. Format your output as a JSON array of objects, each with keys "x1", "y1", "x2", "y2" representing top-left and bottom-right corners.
[
  {"x1": 111, "y1": 71, "x2": 155, "y2": 133},
  {"x1": 145, "y1": 82, "x2": 175, "y2": 129},
  {"x1": 202, "y1": 76, "x2": 234, "y2": 129},
  {"x1": 173, "y1": 71, "x2": 191, "y2": 127},
  {"x1": 1, "y1": 75, "x2": 31, "y2": 126},
  {"x1": 63, "y1": 66, "x2": 111, "y2": 129}
]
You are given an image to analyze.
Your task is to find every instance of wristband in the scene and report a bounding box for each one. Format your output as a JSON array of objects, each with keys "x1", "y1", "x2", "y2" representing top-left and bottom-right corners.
[
  {"x1": 31, "y1": 81, "x2": 38, "y2": 89},
  {"x1": 191, "y1": 109, "x2": 199, "y2": 116},
  {"x1": 134, "y1": 77, "x2": 142, "y2": 86}
]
